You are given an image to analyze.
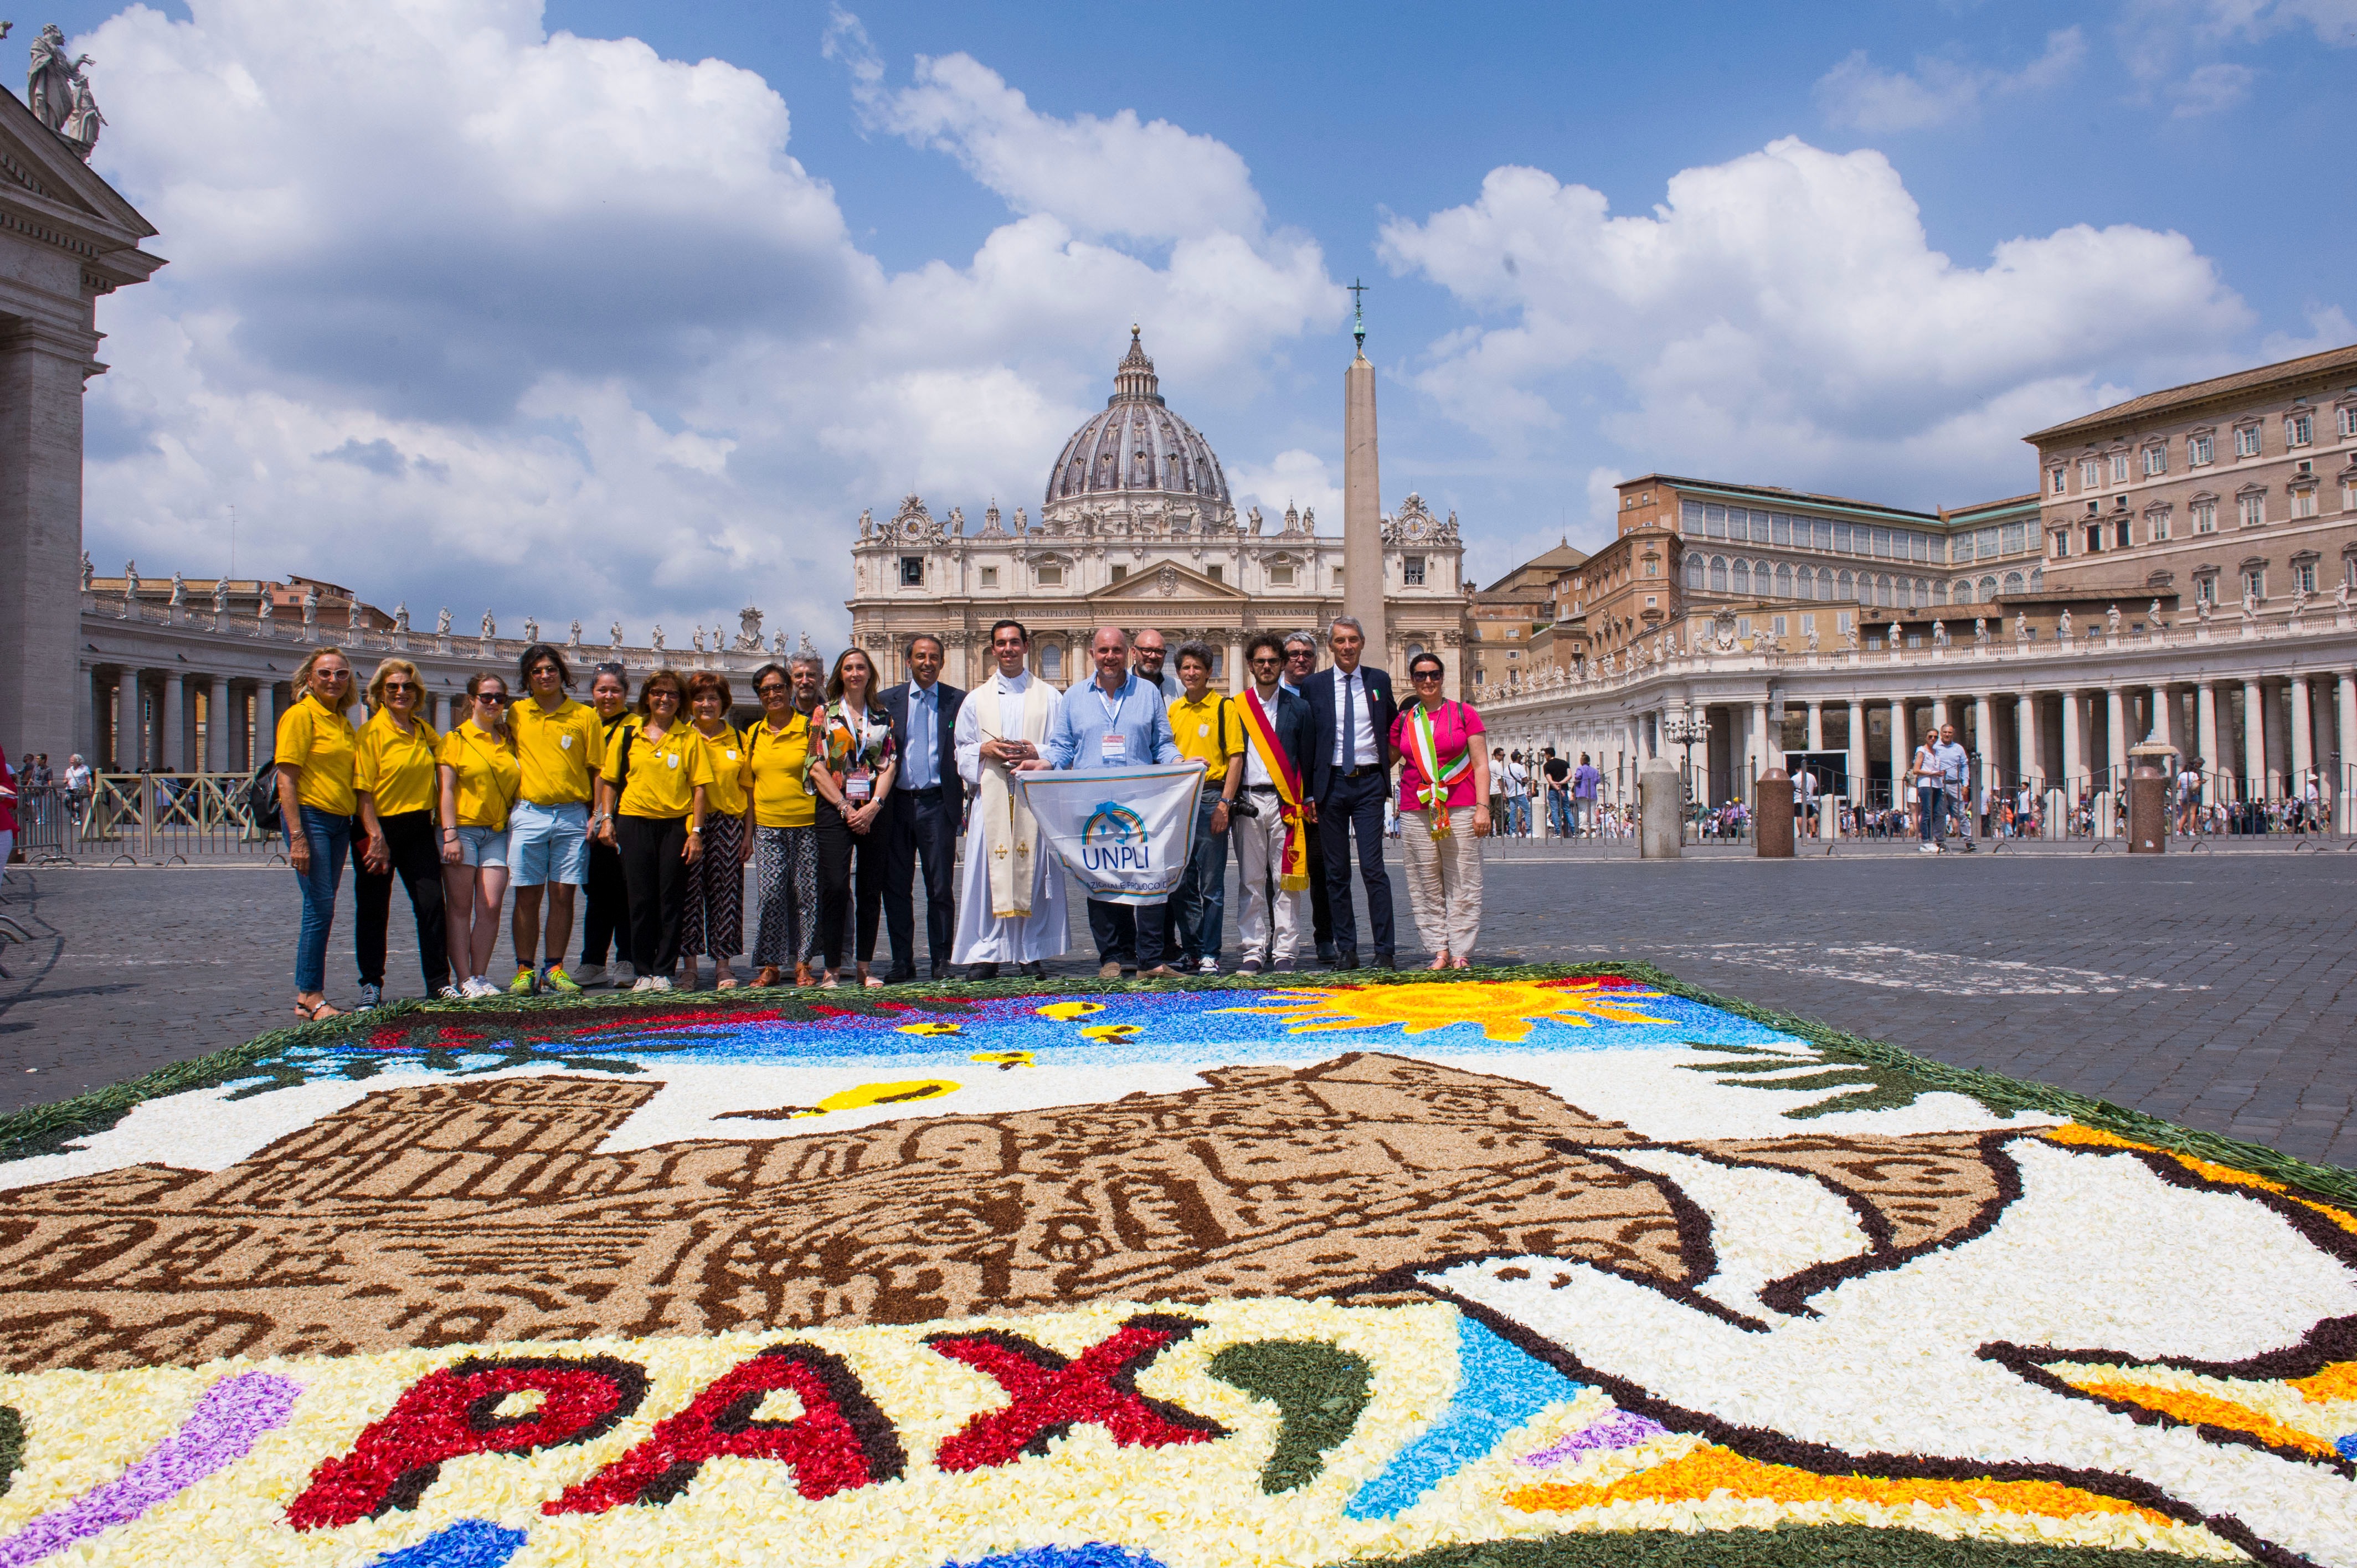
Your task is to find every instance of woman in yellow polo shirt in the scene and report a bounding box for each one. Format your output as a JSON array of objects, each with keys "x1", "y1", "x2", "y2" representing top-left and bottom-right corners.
[
  {"x1": 680, "y1": 671, "x2": 753, "y2": 989},
  {"x1": 274, "y1": 646, "x2": 360, "y2": 1020},
  {"x1": 437, "y1": 672, "x2": 523, "y2": 999},
  {"x1": 593, "y1": 668, "x2": 712, "y2": 993},
  {"x1": 747, "y1": 656, "x2": 822, "y2": 988},
  {"x1": 353, "y1": 658, "x2": 448, "y2": 1006}
]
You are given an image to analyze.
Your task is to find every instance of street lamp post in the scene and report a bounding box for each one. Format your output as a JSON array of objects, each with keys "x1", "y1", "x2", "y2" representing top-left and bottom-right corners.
[{"x1": 1663, "y1": 709, "x2": 1711, "y2": 819}]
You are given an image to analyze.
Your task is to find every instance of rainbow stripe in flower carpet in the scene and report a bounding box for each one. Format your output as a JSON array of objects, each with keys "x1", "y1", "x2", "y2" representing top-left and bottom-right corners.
[{"x1": 0, "y1": 965, "x2": 2352, "y2": 1567}]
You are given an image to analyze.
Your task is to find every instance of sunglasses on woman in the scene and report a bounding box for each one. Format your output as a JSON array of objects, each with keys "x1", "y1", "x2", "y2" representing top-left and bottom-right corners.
[
  {"x1": 383, "y1": 680, "x2": 418, "y2": 693},
  {"x1": 1411, "y1": 670, "x2": 1444, "y2": 682},
  {"x1": 476, "y1": 693, "x2": 511, "y2": 705}
]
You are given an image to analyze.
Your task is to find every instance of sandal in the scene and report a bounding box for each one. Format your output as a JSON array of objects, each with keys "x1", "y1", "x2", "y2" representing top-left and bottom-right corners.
[
  {"x1": 794, "y1": 962, "x2": 814, "y2": 987},
  {"x1": 294, "y1": 997, "x2": 343, "y2": 1021},
  {"x1": 753, "y1": 966, "x2": 781, "y2": 989},
  {"x1": 716, "y1": 972, "x2": 740, "y2": 991},
  {"x1": 859, "y1": 966, "x2": 884, "y2": 989}
]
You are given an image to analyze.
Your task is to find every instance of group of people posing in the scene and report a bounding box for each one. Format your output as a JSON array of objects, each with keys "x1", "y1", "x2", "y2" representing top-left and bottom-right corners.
[{"x1": 269, "y1": 616, "x2": 1503, "y2": 1015}]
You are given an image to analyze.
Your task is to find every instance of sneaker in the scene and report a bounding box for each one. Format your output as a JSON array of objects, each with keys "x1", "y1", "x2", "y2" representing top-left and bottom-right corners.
[
  {"x1": 542, "y1": 966, "x2": 583, "y2": 995},
  {"x1": 1197, "y1": 956, "x2": 1220, "y2": 975},
  {"x1": 461, "y1": 977, "x2": 501, "y2": 999},
  {"x1": 573, "y1": 962, "x2": 608, "y2": 989},
  {"x1": 1098, "y1": 961, "x2": 1124, "y2": 980},
  {"x1": 649, "y1": 976, "x2": 675, "y2": 993},
  {"x1": 1238, "y1": 958, "x2": 1265, "y2": 976},
  {"x1": 1272, "y1": 957, "x2": 1297, "y2": 973},
  {"x1": 436, "y1": 984, "x2": 467, "y2": 1001},
  {"x1": 507, "y1": 967, "x2": 538, "y2": 996},
  {"x1": 356, "y1": 982, "x2": 382, "y2": 1009},
  {"x1": 630, "y1": 976, "x2": 659, "y2": 993}
]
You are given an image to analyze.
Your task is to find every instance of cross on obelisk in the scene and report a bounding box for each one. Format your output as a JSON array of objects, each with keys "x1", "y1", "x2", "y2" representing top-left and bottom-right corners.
[{"x1": 1349, "y1": 278, "x2": 1368, "y2": 352}]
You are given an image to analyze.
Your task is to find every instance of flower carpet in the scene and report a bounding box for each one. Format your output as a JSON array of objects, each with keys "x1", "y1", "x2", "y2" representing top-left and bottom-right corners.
[{"x1": 0, "y1": 966, "x2": 2351, "y2": 1568}]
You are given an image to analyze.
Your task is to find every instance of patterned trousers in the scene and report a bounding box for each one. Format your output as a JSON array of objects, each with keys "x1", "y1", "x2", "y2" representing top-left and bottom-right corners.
[
  {"x1": 753, "y1": 824, "x2": 822, "y2": 967},
  {"x1": 681, "y1": 812, "x2": 747, "y2": 960}
]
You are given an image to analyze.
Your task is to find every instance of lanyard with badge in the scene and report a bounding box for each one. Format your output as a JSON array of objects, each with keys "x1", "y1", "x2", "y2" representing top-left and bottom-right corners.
[
  {"x1": 1095, "y1": 680, "x2": 1128, "y2": 766},
  {"x1": 841, "y1": 708, "x2": 876, "y2": 802}
]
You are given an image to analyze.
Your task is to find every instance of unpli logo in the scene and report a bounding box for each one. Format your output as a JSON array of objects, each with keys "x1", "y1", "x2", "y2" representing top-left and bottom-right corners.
[{"x1": 1079, "y1": 801, "x2": 1151, "y2": 872}]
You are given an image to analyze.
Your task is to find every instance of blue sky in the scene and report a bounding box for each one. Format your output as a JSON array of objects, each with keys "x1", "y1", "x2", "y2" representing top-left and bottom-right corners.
[{"x1": 55, "y1": 0, "x2": 2354, "y2": 642}]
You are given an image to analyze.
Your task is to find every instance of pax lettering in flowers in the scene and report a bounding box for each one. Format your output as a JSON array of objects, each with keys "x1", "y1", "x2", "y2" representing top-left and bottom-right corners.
[{"x1": 1426, "y1": 1134, "x2": 2357, "y2": 1568}]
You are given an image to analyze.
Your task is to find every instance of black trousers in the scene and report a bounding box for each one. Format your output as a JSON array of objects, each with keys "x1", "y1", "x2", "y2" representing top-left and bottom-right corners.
[
  {"x1": 816, "y1": 797, "x2": 886, "y2": 968},
  {"x1": 882, "y1": 786, "x2": 958, "y2": 977},
  {"x1": 354, "y1": 809, "x2": 449, "y2": 992},
  {"x1": 616, "y1": 814, "x2": 689, "y2": 976},
  {"x1": 1304, "y1": 817, "x2": 1334, "y2": 955},
  {"x1": 1087, "y1": 899, "x2": 1169, "y2": 970},
  {"x1": 1320, "y1": 770, "x2": 1395, "y2": 959},
  {"x1": 580, "y1": 835, "x2": 629, "y2": 966}
]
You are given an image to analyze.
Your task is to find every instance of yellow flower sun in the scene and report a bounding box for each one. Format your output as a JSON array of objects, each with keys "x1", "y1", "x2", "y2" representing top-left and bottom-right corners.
[{"x1": 1222, "y1": 978, "x2": 1672, "y2": 1044}]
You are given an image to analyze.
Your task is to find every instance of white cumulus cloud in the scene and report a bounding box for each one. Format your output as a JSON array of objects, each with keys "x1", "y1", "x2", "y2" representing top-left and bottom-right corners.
[
  {"x1": 1376, "y1": 137, "x2": 2252, "y2": 507},
  {"x1": 1814, "y1": 27, "x2": 2084, "y2": 132}
]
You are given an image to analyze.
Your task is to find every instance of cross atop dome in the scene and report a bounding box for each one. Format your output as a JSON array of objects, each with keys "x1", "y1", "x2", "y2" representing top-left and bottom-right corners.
[{"x1": 1111, "y1": 325, "x2": 1163, "y2": 407}]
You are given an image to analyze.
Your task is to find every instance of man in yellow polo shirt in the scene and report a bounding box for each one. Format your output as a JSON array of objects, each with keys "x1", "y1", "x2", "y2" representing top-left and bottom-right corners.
[
  {"x1": 1165, "y1": 639, "x2": 1244, "y2": 974},
  {"x1": 506, "y1": 643, "x2": 605, "y2": 994}
]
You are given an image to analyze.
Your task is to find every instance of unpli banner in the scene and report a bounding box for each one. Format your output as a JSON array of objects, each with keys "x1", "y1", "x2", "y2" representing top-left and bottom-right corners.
[{"x1": 1017, "y1": 760, "x2": 1206, "y2": 905}]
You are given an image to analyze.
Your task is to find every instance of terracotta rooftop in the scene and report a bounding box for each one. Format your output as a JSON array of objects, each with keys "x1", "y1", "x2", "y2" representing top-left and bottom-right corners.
[{"x1": 2023, "y1": 342, "x2": 2357, "y2": 445}]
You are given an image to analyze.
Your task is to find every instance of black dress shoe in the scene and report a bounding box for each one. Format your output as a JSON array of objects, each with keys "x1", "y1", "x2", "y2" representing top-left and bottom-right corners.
[
  {"x1": 966, "y1": 963, "x2": 1001, "y2": 981},
  {"x1": 1017, "y1": 961, "x2": 1047, "y2": 979},
  {"x1": 1316, "y1": 947, "x2": 1338, "y2": 963},
  {"x1": 1330, "y1": 950, "x2": 1361, "y2": 971},
  {"x1": 883, "y1": 968, "x2": 918, "y2": 984},
  {"x1": 930, "y1": 964, "x2": 952, "y2": 981},
  {"x1": 1373, "y1": 954, "x2": 1398, "y2": 971}
]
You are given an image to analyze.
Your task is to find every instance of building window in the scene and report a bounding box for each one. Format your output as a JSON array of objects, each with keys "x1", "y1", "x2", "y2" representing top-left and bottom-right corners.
[
  {"x1": 2341, "y1": 405, "x2": 2357, "y2": 439},
  {"x1": 2291, "y1": 487, "x2": 2318, "y2": 519},
  {"x1": 2004, "y1": 571, "x2": 2026, "y2": 594},
  {"x1": 1205, "y1": 564, "x2": 1222, "y2": 582},
  {"x1": 2189, "y1": 432, "x2": 2214, "y2": 466},
  {"x1": 2241, "y1": 566, "x2": 2266, "y2": 601},
  {"x1": 2235, "y1": 424, "x2": 2262, "y2": 458},
  {"x1": 1836, "y1": 569, "x2": 1854, "y2": 599},
  {"x1": 1731, "y1": 559, "x2": 1751, "y2": 596},
  {"x1": 1710, "y1": 556, "x2": 1728, "y2": 591},
  {"x1": 1332, "y1": 568, "x2": 1345, "y2": 589},
  {"x1": 979, "y1": 566, "x2": 999, "y2": 589},
  {"x1": 2237, "y1": 492, "x2": 2266, "y2": 528},
  {"x1": 1774, "y1": 562, "x2": 1792, "y2": 597},
  {"x1": 2292, "y1": 559, "x2": 2318, "y2": 594},
  {"x1": 2114, "y1": 517, "x2": 2132, "y2": 549},
  {"x1": 2078, "y1": 458, "x2": 2101, "y2": 489},
  {"x1": 1685, "y1": 554, "x2": 1704, "y2": 590},
  {"x1": 2052, "y1": 530, "x2": 2071, "y2": 558},
  {"x1": 2029, "y1": 566, "x2": 2044, "y2": 590},
  {"x1": 1979, "y1": 574, "x2": 1998, "y2": 600},
  {"x1": 2148, "y1": 509, "x2": 2170, "y2": 542},
  {"x1": 1040, "y1": 643, "x2": 1064, "y2": 680},
  {"x1": 2050, "y1": 467, "x2": 2066, "y2": 495},
  {"x1": 2109, "y1": 452, "x2": 2130, "y2": 484},
  {"x1": 2143, "y1": 445, "x2": 2167, "y2": 477},
  {"x1": 2194, "y1": 575, "x2": 2216, "y2": 605},
  {"x1": 899, "y1": 556, "x2": 925, "y2": 587},
  {"x1": 1110, "y1": 564, "x2": 1128, "y2": 582},
  {"x1": 2344, "y1": 475, "x2": 2357, "y2": 513},
  {"x1": 2193, "y1": 499, "x2": 2217, "y2": 534},
  {"x1": 1268, "y1": 564, "x2": 1294, "y2": 586},
  {"x1": 1037, "y1": 564, "x2": 1064, "y2": 586},
  {"x1": 1952, "y1": 579, "x2": 1973, "y2": 604},
  {"x1": 1999, "y1": 521, "x2": 2025, "y2": 554},
  {"x1": 2085, "y1": 523, "x2": 2104, "y2": 554},
  {"x1": 2286, "y1": 411, "x2": 2313, "y2": 447},
  {"x1": 1402, "y1": 555, "x2": 1426, "y2": 586}
]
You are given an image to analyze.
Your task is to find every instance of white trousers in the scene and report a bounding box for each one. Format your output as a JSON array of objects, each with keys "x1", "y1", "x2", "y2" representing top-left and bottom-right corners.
[
  {"x1": 1401, "y1": 806, "x2": 1483, "y2": 959},
  {"x1": 1233, "y1": 796, "x2": 1302, "y2": 962}
]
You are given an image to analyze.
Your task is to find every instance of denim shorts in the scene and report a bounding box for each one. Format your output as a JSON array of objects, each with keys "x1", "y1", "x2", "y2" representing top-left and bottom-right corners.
[
  {"x1": 507, "y1": 800, "x2": 588, "y2": 886},
  {"x1": 455, "y1": 824, "x2": 510, "y2": 868}
]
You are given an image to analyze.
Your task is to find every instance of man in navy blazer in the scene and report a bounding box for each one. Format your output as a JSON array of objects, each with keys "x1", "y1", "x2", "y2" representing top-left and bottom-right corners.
[
  {"x1": 1301, "y1": 616, "x2": 1398, "y2": 969},
  {"x1": 881, "y1": 634, "x2": 966, "y2": 982}
]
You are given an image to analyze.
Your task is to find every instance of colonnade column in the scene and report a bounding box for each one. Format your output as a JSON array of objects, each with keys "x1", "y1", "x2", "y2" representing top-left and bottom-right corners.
[
  {"x1": 1806, "y1": 700, "x2": 1823, "y2": 751},
  {"x1": 2266, "y1": 682, "x2": 2290, "y2": 798},
  {"x1": 2242, "y1": 678, "x2": 2266, "y2": 800},
  {"x1": 2060, "y1": 688, "x2": 2082, "y2": 791},
  {"x1": 1973, "y1": 694, "x2": 1993, "y2": 801},
  {"x1": 1750, "y1": 698, "x2": 1769, "y2": 790},
  {"x1": 1227, "y1": 632, "x2": 1247, "y2": 696},
  {"x1": 159, "y1": 676, "x2": 184, "y2": 772},
  {"x1": 1888, "y1": 697, "x2": 1905, "y2": 803},
  {"x1": 1931, "y1": 696, "x2": 1949, "y2": 733},
  {"x1": 2340, "y1": 672, "x2": 2357, "y2": 834},
  {"x1": 2288, "y1": 677, "x2": 2314, "y2": 795},
  {"x1": 2106, "y1": 686, "x2": 2128, "y2": 788},
  {"x1": 2196, "y1": 682, "x2": 2221, "y2": 802},
  {"x1": 2016, "y1": 692, "x2": 2038, "y2": 795},
  {"x1": 1846, "y1": 699, "x2": 1866, "y2": 813},
  {"x1": 114, "y1": 670, "x2": 141, "y2": 771},
  {"x1": 205, "y1": 676, "x2": 230, "y2": 772},
  {"x1": 2149, "y1": 683, "x2": 2173, "y2": 751}
]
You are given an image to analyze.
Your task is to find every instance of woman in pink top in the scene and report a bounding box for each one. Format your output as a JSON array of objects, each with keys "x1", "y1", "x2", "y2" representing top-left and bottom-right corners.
[{"x1": 1387, "y1": 651, "x2": 1493, "y2": 968}]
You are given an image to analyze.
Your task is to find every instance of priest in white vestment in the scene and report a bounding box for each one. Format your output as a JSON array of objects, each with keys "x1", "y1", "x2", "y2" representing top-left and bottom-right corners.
[{"x1": 951, "y1": 621, "x2": 1068, "y2": 977}]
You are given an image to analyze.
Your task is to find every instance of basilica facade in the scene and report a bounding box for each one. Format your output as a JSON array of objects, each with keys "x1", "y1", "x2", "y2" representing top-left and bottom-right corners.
[{"x1": 845, "y1": 330, "x2": 1470, "y2": 692}]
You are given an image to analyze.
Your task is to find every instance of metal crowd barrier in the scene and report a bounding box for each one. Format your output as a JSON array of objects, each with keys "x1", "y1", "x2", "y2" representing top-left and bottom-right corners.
[{"x1": 59, "y1": 772, "x2": 285, "y2": 865}]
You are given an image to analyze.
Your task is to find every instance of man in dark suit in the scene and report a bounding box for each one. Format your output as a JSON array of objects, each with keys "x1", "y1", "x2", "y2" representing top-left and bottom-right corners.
[
  {"x1": 880, "y1": 633, "x2": 965, "y2": 981},
  {"x1": 1279, "y1": 631, "x2": 1335, "y2": 962},
  {"x1": 1301, "y1": 616, "x2": 1398, "y2": 969}
]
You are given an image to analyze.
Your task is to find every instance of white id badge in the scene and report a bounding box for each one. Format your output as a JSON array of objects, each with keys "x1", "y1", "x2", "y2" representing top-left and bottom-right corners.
[
  {"x1": 1099, "y1": 733, "x2": 1127, "y2": 765},
  {"x1": 846, "y1": 771, "x2": 874, "y2": 802}
]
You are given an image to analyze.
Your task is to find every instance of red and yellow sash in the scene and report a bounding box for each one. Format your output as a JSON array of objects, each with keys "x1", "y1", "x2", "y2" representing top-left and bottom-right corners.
[{"x1": 1240, "y1": 689, "x2": 1309, "y2": 891}]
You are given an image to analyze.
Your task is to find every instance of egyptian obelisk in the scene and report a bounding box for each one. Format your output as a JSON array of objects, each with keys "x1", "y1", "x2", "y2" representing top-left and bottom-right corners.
[{"x1": 1342, "y1": 282, "x2": 1383, "y2": 642}]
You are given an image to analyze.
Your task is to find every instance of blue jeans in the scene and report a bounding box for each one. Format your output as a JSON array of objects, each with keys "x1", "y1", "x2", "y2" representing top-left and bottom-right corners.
[
  {"x1": 1919, "y1": 787, "x2": 1946, "y2": 840},
  {"x1": 1547, "y1": 788, "x2": 1574, "y2": 838},
  {"x1": 1168, "y1": 789, "x2": 1230, "y2": 964},
  {"x1": 287, "y1": 805, "x2": 352, "y2": 993},
  {"x1": 1508, "y1": 795, "x2": 1531, "y2": 836}
]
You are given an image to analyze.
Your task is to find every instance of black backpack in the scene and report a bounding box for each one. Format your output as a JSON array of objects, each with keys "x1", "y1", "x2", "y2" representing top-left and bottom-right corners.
[{"x1": 245, "y1": 758, "x2": 282, "y2": 835}]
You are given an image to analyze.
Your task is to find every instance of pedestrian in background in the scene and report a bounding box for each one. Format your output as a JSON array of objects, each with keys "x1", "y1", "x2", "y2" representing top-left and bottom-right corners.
[
  {"x1": 1279, "y1": 632, "x2": 1335, "y2": 963},
  {"x1": 573, "y1": 662, "x2": 632, "y2": 988},
  {"x1": 596, "y1": 668, "x2": 712, "y2": 992},
  {"x1": 807, "y1": 647, "x2": 897, "y2": 988},
  {"x1": 681, "y1": 672, "x2": 752, "y2": 989},
  {"x1": 1392, "y1": 651, "x2": 1489, "y2": 969},
  {"x1": 274, "y1": 646, "x2": 359, "y2": 1020},
  {"x1": 748, "y1": 655, "x2": 825, "y2": 987},
  {"x1": 1542, "y1": 747, "x2": 1571, "y2": 838},
  {"x1": 879, "y1": 633, "x2": 964, "y2": 982},
  {"x1": 437, "y1": 672, "x2": 521, "y2": 998},
  {"x1": 352, "y1": 657, "x2": 448, "y2": 1005},
  {"x1": 1166, "y1": 639, "x2": 1244, "y2": 975}
]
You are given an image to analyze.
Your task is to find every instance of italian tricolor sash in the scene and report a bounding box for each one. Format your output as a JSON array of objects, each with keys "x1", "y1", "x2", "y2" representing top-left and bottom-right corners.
[
  {"x1": 1408, "y1": 700, "x2": 1472, "y2": 837},
  {"x1": 1240, "y1": 689, "x2": 1309, "y2": 891}
]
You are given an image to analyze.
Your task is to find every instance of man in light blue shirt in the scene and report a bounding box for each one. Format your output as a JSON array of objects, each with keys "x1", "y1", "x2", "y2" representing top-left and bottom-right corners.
[{"x1": 1044, "y1": 626, "x2": 1184, "y2": 977}]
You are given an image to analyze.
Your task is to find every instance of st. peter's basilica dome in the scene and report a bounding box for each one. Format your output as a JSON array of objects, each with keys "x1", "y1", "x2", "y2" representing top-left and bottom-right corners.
[{"x1": 1044, "y1": 328, "x2": 1233, "y2": 520}]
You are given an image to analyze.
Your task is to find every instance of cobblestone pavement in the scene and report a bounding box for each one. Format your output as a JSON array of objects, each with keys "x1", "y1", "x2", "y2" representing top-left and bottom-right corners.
[{"x1": 1, "y1": 852, "x2": 2351, "y2": 1165}]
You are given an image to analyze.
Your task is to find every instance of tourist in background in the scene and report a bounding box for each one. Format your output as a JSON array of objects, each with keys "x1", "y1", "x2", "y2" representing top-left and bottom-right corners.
[
  {"x1": 574, "y1": 662, "x2": 632, "y2": 988},
  {"x1": 1487, "y1": 748, "x2": 1507, "y2": 827},
  {"x1": 1166, "y1": 639, "x2": 1244, "y2": 975},
  {"x1": 1392, "y1": 650, "x2": 1489, "y2": 969},
  {"x1": 808, "y1": 647, "x2": 897, "y2": 988},
  {"x1": 681, "y1": 672, "x2": 752, "y2": 989},
  {"x1": 0, "y1": 745, "x2": 16, "y2": 870},
  {"x1": 62, "y1": 754, "x2": 91, "y2": 819},
  {"x1": 1279, "y1": 632, "x2": 1334, "y2": 963},
  {"x1": 1542, "y1": 747, "x2": 1572, "y2": 838},
  {"x1": 1043, "y1": 626, "x2": 1182, "y2": 977},
  {"x1": 352, "y1": 657, "x2": 448, "y2": 1005},
  {"x1": 595, "y1": 668, "x2": 711, "y2": 992},
  {"x1": 1304, "y1": 617, "x2": 1398, "y2": 970},
  {"x1": 437, "y1": 672, "x2": 522, "y2": 998},
  {"x1": 1502, "y1": 750, "x2": 1530, "y2": 837},
  {"x1": 748, "y1": 655, "x2": 825, "y2": 987},
  {"x1": 507, "y1": 644, "x2": 603, "y2": 995},
  {"x1": 880, "y1": 633, "x2": 964, "y2": 983},
  {"x1": 1233, "y1": 631, "x2": 1311, "y2": 975},
  {"x1": 274, "y1": 646, "x2": 359, "y2": 1019}
]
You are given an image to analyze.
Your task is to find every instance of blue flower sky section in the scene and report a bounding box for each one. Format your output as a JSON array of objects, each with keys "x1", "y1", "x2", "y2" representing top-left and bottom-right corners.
[{"x1": 291, "y1": 987, "x2": 1799, "y2": 1083}]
